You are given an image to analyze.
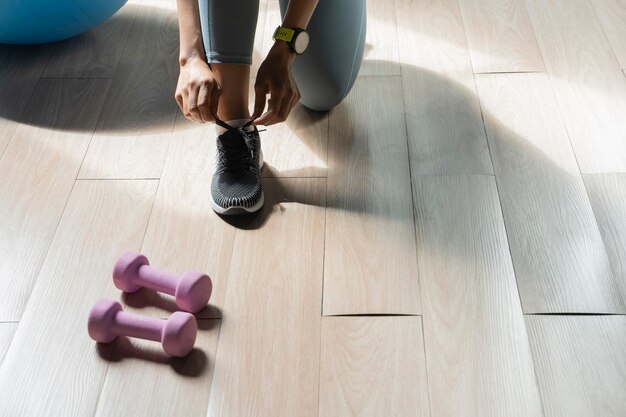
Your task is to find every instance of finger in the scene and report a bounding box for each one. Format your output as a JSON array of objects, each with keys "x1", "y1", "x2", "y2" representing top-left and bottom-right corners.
[
  {"x1": 186, "y1": 87, "x2": 202, "y2": 123},
  {"x1": 197, "y1": 84, "x2": 212, "y2": 123},
  {"x1": 209, "y1": 84, "x2": 221, "y2": 123},
  {"x1": 175, "y1": 90, "x2": 184, "y2": 112},
  {"x1": 278, "y1": 93, "x2": 292, "y2": 122},
  {"x1": 257, "y1": 94, "x2": 283, "y2": 126},
  {"x1": 181, "y1": 89, "x2": 192, "y2": 120},
  {"x1": 252, "y1": 83, "x2": 268, "y2": 121}
]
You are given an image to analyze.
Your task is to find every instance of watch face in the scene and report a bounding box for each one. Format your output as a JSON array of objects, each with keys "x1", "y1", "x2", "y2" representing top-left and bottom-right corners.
[{"x1": 294, "y1": 31, "x2": 309, "y2": 54}]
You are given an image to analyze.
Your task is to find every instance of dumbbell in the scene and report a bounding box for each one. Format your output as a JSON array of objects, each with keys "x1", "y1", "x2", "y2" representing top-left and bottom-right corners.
[
  {"x1": 113, "y1": 252, "x2": 212, "y2": 313},
  {"x1": 88, "y1": 299, "x2": 197, "y2": 357}
]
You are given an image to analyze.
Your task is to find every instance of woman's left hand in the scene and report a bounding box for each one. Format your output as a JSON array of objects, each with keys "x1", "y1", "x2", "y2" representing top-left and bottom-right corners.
[{"x1": 252, "y1": 42, "x2": 301, "y2": 126}]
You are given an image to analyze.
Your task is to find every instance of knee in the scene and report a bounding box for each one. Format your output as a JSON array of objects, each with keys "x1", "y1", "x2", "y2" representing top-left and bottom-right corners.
[
  {"x1": 298, "y1": 76, "x2": 357, "y2": 112},
  {"x1": 300, "y1": 91, "x2": 345, "y2": 112}
]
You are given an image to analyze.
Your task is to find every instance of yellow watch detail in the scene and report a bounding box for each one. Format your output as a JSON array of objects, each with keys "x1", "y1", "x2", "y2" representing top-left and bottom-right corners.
[{"x1": 273, "y1": 26, "x2": 295, "y2": 42}]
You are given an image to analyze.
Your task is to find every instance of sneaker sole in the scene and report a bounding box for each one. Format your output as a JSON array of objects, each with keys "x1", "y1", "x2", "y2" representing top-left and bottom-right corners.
[
  {"x1": 210, "y1": 192, "x2": 265, "y2": 215},
  {"x1": 210, "y1": 150, "x2": 265, "y2": 216}
]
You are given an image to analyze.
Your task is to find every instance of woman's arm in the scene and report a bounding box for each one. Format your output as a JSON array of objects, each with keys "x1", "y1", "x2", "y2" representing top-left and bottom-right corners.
[
  {"x1": 252, "y1": 0, "x2": 319, "y2": 126},
  {"x1": 281, "y1": 0, "x2": 319, "y2": 28},
  {"x1": 175, "y1": 0, "x2": 221, "y2": 123}
]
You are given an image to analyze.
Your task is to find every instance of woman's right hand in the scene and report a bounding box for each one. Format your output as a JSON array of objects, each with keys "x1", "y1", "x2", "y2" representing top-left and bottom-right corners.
[{"x1": 175, "y1": 56, "x2": 221, "y2": 123}]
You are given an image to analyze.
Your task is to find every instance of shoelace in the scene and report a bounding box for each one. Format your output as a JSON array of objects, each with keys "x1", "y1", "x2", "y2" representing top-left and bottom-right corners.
[{"x1": 215, "y1": 118, "x2": 265, "y2": 174}]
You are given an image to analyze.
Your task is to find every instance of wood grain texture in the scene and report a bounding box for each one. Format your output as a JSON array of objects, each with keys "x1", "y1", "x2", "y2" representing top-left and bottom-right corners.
[
  {"x1": 323, "y1": 76, "x2": 420, "y2": 316},
  {"x1": 207, "y1": 178, "x2": 325, "y2": 417},
  {"x1": 130, "y1": 116, "x2": 236, "y2": 319},
  {"x1": 42, "y1": 1, "x2": 138, "y2": 78},
  {"x1": 319, "y1": 317, "x2": 429, "y2": 417},
  {"x1": 475, "y1": 73, "x2": 622, "y2": 313},
  {"x1": 414, "y1": 175, "x2": 543, "y2": 417},
  {"x1": 526, "y1": 315, "x2": 626, "y2": 417},
  {"x1": 359, "y1": 0, "x2": 401, "y2": 76},
  {"x1": 0, "y1": 180, "x2": 157, "y2": 417},
  {"x1": 526, "y1": 0, "x2": 626, "y2": 173},
  {"x1": 0, "y1": 79, "x2": 111, "y2": 321},
  {"x1": 591, "y1": 0, "x2": 626, "y2": 69},
  {"x1": 0, "y1": 323, "x2": 17, "y2": 367},
  {"x1": 458, "y1": 0, "x2": 545, "y2": 72},
  {"x1": 583, "y1": 174, "x2": 626, "y2": 301},
  {"x1": 78, "y1": 0, "x2": 179, "y2": 179},
  {"x1": 0, "y1": 45, "x2": 51, "y2": 156},
  {"x1": 395, "y1": 0, "x2": 493, "y2": 175},
  {"x1": 95, "y1": 319, "x2": 220, "y2": 417}
]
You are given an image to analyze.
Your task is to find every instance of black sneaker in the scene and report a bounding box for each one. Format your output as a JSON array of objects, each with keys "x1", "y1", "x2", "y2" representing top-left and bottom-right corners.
[{"x1": 210, "y1": 119, "x2": 264, "y2": 215}]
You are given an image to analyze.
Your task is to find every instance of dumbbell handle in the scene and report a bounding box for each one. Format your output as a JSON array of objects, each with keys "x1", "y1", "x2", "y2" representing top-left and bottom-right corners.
[
  {"x1": 135, "y1": 264, "x2": 180, "y2": 295},
  {"x1": 111, "y1": 310, "x2": 164, "y2": 342}
]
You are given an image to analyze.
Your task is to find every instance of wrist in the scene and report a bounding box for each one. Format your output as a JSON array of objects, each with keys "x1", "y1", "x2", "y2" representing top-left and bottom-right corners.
[
  {"x1": 270, "y1": 40, "x2": 296, "y2": 63},
  {"x1": 179, "y1": 52, "x2": 205, "y2": 67}
]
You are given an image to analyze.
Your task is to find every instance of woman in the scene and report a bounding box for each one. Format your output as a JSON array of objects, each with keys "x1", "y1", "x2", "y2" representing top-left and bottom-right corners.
[{"x1": 175, "y1": 0, "x2": 366, "y2": 215}]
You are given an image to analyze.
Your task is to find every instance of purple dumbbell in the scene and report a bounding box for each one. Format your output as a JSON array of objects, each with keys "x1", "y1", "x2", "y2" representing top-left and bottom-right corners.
[
  {"x1": 88, "y1": 299, "x2": 197, "y2": 357},
  {"x1": 113, "y1": 252, "x2": 212, "y2": 313}
]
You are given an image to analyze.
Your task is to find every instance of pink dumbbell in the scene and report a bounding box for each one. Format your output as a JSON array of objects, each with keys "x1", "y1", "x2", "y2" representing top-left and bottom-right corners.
[
  {"x1": 88, "y1": 299, "x2": 197, "y2": 357},
  {"x1": 113, "y1": 252, "x2": 212, "y2": 313}
]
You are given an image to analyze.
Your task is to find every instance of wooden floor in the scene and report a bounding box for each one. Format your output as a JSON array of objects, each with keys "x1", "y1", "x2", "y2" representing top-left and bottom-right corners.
[{"x1": 1, "y1": 0, "x2": 625, "y2": 416}]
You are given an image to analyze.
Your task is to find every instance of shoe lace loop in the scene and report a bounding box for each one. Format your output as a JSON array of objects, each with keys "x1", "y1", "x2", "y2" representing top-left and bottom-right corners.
[{"x1": 216, "y1": 118, "x2": 263, "y2": 174}]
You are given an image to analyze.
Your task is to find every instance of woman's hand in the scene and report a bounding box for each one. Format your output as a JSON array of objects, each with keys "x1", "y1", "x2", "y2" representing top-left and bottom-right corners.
[
  {"x1": 252, "y1": 42, "x2": 301, "y2": 126},
  {"x1": 175, "y1": 56, "x2": 221, "y2": 123}
]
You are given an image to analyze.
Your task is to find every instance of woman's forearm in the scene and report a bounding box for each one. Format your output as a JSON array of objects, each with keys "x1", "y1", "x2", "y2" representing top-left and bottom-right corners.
[
  {"x1": 281, "y1": 0, "x2": 319, "y2": 29},
  {"x1": 176, "y1": 0, "x2": 206, "y2": 65}
]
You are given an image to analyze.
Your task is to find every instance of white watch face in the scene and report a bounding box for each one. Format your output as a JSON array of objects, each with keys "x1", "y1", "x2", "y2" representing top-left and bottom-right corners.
[{"x1": 294, "y1": 31, "x2": 309, "y2": 54}]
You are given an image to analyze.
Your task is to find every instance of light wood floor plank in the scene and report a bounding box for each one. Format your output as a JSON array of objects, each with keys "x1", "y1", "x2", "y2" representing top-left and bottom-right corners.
[
  {"x1": 207, "y1": 178, "x2": 325, "y2": 417},
  {"x1": 0, "y1": 79, "x2": 111, "y2": 321},
  {"x1": 359, "y1": 0, "x2": 401, "y2": 76},
  {"x1": 95, "y1": 319, "x2": 220, "y2": 417},
  {"x1": 78, "y1": 0, "x2": 179, "y2": 179},
  {"x1": 0, "y1": 180, "x2": 157, "y2": 417},
  {"x1": 414, "y1": 175, "x2": 543, "y2": 417},
  {"x1": 0, "y1": 323, "x2": 17, "y2": 367},
  {"x1": 526, "y1": 315, "x2": 626, "y2": 417},
  {"x1": 475, "y1": 73, "x2": 622, "y2": 313},
  {"x1": 583, "y1": 174, "x2": 626, "y2": 302},
  {"x1": 526, "y1": 0, "x2": 626, "y2": 173},
  {"x1": 458, "y1": 0, "x2": 545, "y2": 72},
  {"x1": 395, "y1": 0, "x2": 494, "y2": 175},
  {"x1": 131, "y1": 116, "x2": 236, "y2": 319},
  {"x1": 319, "y1": 317, "x2": 429, "y2": 417},
  {"x1": 0, "y1": 45, "x2": 51, "y2": 156},
  {"x1": 42, "y1": 1, "x2": 138, "y2": 78},
  {"x1": 323, "y1": 76, "x2": 420, "y2": 316},
  {"x1": 591, "y1": 0, "x2": 626, "y2": 69}
]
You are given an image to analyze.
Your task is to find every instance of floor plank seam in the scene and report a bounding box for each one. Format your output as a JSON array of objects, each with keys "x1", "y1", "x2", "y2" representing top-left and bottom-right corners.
[
  {"x1": 74, "y1": 3, "x2": 141, "y2": 187},
  {"x1": 526, "y1": 312, "x2": 625, "y2": 316},
  {"x1": 76, "y1": 178, "x2": 161, "y2": 181},
  {"x1": 398, "y1": 63, "x2": 423, "y2": 317},
  {"x1": 0, "y1": 50, "x2": 54, "y2": 162},
  {"x1": 470, "y1": 72, "x2": 528, "y2": 318},
  {"x1": 588, "y1": 0, "x2": 624, "y2": 73},
  {"x1": 322, "y1": 313, "x2": 423, "y2": 317},
  {"x1": 473, "y1": 70, "x2": 547, "y2": 75}
]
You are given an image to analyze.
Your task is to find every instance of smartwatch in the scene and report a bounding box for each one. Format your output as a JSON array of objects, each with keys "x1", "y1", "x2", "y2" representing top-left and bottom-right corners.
[{"x1": 272, "y1": 26, "x2": 309, "y2": 55}]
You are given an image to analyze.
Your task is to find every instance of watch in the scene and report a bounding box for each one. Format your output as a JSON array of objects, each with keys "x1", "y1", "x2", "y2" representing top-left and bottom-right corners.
[{"x1": 272, "y1": 26, "x2": 309, "y2": 55}]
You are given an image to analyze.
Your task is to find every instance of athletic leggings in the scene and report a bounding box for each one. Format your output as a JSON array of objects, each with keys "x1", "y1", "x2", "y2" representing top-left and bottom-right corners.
[{"x1": 197, "y1": 0, "x2": 366, "y2": 111}]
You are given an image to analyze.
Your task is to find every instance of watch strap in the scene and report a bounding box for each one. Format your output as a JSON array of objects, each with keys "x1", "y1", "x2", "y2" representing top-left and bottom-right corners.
[{"x1": 273, "y1": 26, "x2": 296, "y2": 43}]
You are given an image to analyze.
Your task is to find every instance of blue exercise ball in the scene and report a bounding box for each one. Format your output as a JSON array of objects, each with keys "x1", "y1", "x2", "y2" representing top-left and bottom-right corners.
[{"x1": 0, "y1": 0, "x2": 129, "y2": 44}]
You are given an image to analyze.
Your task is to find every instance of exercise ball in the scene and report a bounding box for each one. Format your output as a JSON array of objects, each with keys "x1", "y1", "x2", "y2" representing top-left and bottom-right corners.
[{"x1": 0, "y1": 0, "x2": 128, "y2": 44}]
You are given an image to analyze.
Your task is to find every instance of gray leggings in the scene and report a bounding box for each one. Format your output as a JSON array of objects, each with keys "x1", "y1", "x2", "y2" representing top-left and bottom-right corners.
[{"x1": 198, "y1": 0, "x2": 366, "y2": 111}]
